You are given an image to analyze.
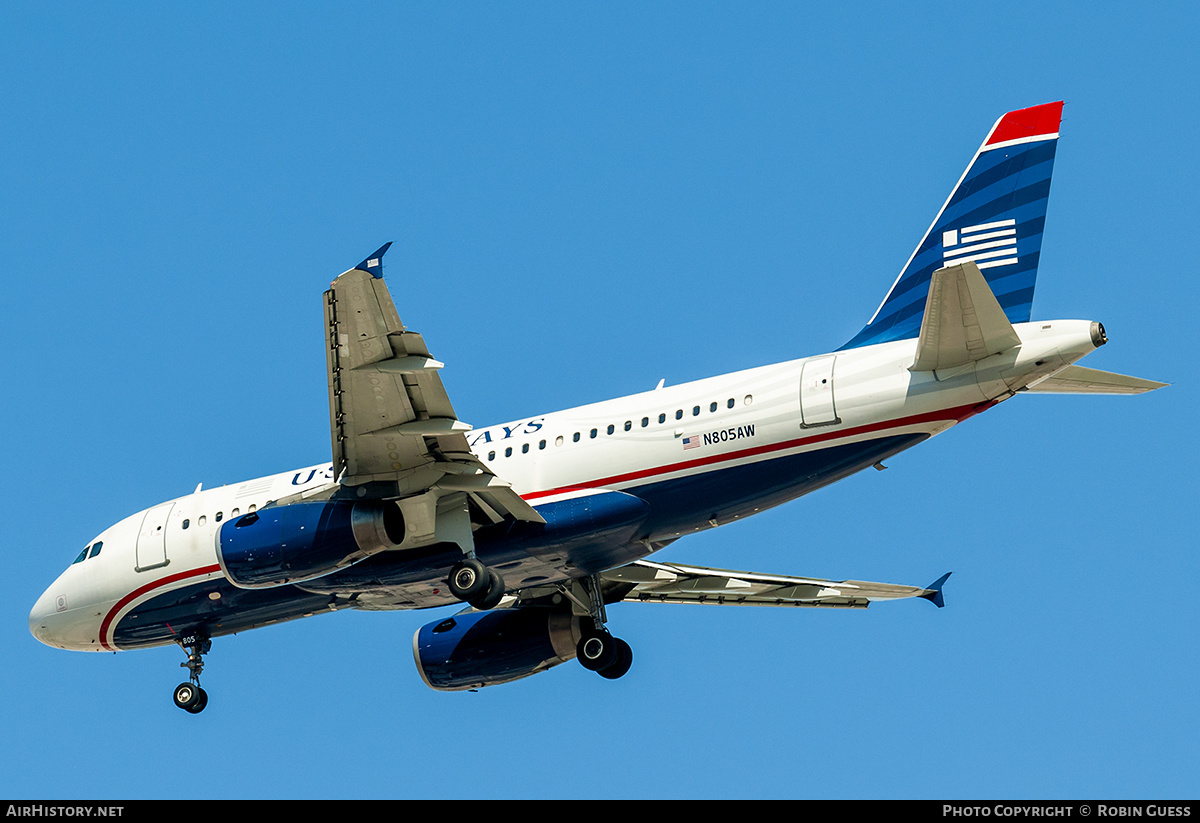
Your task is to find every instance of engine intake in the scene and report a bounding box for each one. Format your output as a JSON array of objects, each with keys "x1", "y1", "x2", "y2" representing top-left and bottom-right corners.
[{"x1": 217, "y1": 500, "x2": 404, "y2": 589}]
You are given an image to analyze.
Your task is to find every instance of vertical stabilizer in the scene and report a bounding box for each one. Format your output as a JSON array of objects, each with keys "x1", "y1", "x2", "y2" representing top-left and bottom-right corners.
[{"x1": 842, "y1": 102, "x2": 1063, "y2": 350}]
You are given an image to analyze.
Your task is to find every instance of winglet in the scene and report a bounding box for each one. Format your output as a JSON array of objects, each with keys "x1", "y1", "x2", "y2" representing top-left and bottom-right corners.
[
  {"x1": 920, "y1": 572, "x2": 952, "y2": 608},
  {"x1": 355, "y1": 242, "x2": 393, "y2": 279}
]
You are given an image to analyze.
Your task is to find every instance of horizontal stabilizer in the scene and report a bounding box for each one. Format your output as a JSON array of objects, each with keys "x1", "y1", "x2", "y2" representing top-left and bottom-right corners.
[
  {"x1": 910, "y1": 262, "x2": 1020, "y2": 372},
  {"x1": 1023, "y1": 365, "x2": 1168, "y2": 395}
]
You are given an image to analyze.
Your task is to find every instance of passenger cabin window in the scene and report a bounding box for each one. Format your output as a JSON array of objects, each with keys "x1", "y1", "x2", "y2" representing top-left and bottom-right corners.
[
  {"x1": 607, "y1": 424, "x2": 615, "y2": 435},
  {"x1": 182, "y1": 519, "x2": 190, "y2": 530},
  {"x1": 727, "y1": 398, "x2": 735, "y2": 409},
  {"x1": 710, "y1": 402, "x2": 718, "y2": 412},
  {"x1": 215, "y1": 512, "x2": 223, "y2": 523},
  {"x1": 198, "y1": 515, "x2": 207, "y2": 526},
  {"x1": 658, "y1": 413, "x2": 666, "y2": 424}
]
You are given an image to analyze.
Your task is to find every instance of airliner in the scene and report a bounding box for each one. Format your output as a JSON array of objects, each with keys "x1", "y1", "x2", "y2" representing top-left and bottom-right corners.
[{"x1": 30, "y1": 102, "x2": 1164, "y2": 713}]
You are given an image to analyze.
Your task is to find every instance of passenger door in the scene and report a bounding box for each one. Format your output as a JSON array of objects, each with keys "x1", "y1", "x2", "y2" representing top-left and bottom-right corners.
[{"x1": 799, "y1": 356, "x2": 840, "y2": 428}]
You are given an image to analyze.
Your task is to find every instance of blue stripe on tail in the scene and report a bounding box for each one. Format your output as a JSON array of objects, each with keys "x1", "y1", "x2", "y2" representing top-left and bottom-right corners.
[{"x1": 842, "y1": 107, "x2": 1061, "y2": 350}]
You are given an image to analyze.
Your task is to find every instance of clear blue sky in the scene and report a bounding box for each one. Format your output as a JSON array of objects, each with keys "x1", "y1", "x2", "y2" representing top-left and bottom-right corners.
[{"x1": 3, "y1": 2, "x2": 1196, "y2": 799}]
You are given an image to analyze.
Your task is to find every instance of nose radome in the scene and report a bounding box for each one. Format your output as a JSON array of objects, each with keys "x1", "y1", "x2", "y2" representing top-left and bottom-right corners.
[{"x1": 29, "y1": 585, "x2": 61, "y2": 647}]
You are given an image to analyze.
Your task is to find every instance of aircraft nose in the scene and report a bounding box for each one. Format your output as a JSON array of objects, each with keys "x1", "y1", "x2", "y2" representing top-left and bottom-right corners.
[{"x1": 29, "y1": 584, "x2": 69, "y2": 648}]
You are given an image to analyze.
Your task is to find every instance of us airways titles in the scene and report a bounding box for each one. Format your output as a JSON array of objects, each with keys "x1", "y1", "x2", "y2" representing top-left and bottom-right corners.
[
  {"x1": 467, "y1": 418, "x2": 545, "y2": 447},
  {"x1": 292, "y1": 465, "x2": 337, "y2": 486}
]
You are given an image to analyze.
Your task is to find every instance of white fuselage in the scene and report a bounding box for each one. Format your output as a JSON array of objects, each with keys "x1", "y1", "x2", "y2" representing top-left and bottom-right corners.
[{"x1": 29, "y1": 319, "x2": 1101, "y2": 653}]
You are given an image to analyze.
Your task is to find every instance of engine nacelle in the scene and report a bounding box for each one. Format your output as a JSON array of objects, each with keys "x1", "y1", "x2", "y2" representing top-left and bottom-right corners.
[
  {"x1": 413, "y1": 608, "x2": 581, "y2": 691},
  {"x1": 217, "y1": 500, "x2": 404, "y2": 589}
]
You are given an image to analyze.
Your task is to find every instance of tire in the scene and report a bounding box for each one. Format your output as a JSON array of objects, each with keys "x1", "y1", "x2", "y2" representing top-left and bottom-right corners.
[
  {"x1": 470, "y1": 570, "x2": 506, "y2": 611},
  {"x1": 577, "y1": 631, "x2": 617, "y2": 672},
  {"x1": 173, "y1": 682, "x2": 200, "y2": 711},
  {"x1": 186, "y1": 687, "x2": 209, "y2": 714},
  {"x1": 598, "y1": 638, "x2": 633, "y2": 680},
  {"x1": 448, "y1": 559, "x2": 490, "y2": 601}
]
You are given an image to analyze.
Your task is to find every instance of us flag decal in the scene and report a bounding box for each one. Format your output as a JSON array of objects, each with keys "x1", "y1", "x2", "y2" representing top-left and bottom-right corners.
[{"x1": 942, "y1": 219, "x2": 1017, "y2": 270}]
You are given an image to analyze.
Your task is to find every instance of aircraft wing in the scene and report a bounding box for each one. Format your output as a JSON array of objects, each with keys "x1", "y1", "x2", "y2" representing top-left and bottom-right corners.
[
  {"x1": 324, "y1": 244, "x2": 543, "y2": 524},
  {"x1": 600, "y1": 560, "x2": 950, "y2": 609}
]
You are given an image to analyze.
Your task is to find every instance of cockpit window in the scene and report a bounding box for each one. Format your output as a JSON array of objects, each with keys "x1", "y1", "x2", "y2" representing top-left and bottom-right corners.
[{"x1": 73, "y1": 541, "x2": 103, "y2": 564}]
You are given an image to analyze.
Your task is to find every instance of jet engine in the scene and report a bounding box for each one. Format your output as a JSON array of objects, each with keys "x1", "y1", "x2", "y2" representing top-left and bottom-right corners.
[
  {"x1": 217, "y1": 500, "x2": 404, "y2": 589},
  {"x1": 413, "y1": 607, "x2": 581, "y2": 691}
]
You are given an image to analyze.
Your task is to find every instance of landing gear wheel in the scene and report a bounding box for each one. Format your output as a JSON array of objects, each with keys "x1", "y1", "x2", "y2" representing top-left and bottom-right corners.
[
  {"x1": 598, "y1": 637, "x2": 633, "y2": 680},
  {"x1": 186, "y1": 687, "x2": 209, "y2": 714},
  {"x1": 174, "y1": 682, "x2": 201, "y2": 712},
  {"x1": 577, "y1": 631, "x2": 618, "y2": 672},
  {"x1": 469, "y1": 569, "x2": 506, "y2": 611},
  {"x1": 448, "y1": 559, "x2": 490, "y2": 602}
]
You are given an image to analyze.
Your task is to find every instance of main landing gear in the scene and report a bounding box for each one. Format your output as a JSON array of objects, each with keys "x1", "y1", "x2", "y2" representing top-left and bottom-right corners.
[
  {"x1": 448, "y1": 558, "x2": 506, "y2": 611},
  {"x1": 576, "y1": 623, "x2": 633, "y2": 680},
  {"x1": 569, "y1": 575, "x2": 633, "y2": 681},
  {"x1": 173, "y1": 635, "x2": 210, "y2": 714}
]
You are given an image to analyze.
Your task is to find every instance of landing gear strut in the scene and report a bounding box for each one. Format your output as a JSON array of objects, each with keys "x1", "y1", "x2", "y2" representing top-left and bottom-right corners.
[
  {"x1": 568, "y1": 575, "x2": 633, "y2": 681},
  {"x1": 173, "y1": 635, "x2": 210, "y2": 714},
  {"x1": 448, "y1": 558, "x2": 506, "y2": 610}
]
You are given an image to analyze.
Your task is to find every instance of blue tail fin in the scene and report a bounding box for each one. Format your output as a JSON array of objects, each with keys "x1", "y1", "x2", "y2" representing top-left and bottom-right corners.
[{"x1": 842, "y1": 102, "x2": 1064, "y2": 350}]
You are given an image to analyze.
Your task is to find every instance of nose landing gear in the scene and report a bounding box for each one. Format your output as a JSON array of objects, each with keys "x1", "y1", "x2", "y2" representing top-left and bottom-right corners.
[{"x1": 173, "y1": 635, "x2": 210, "y2": 714}]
